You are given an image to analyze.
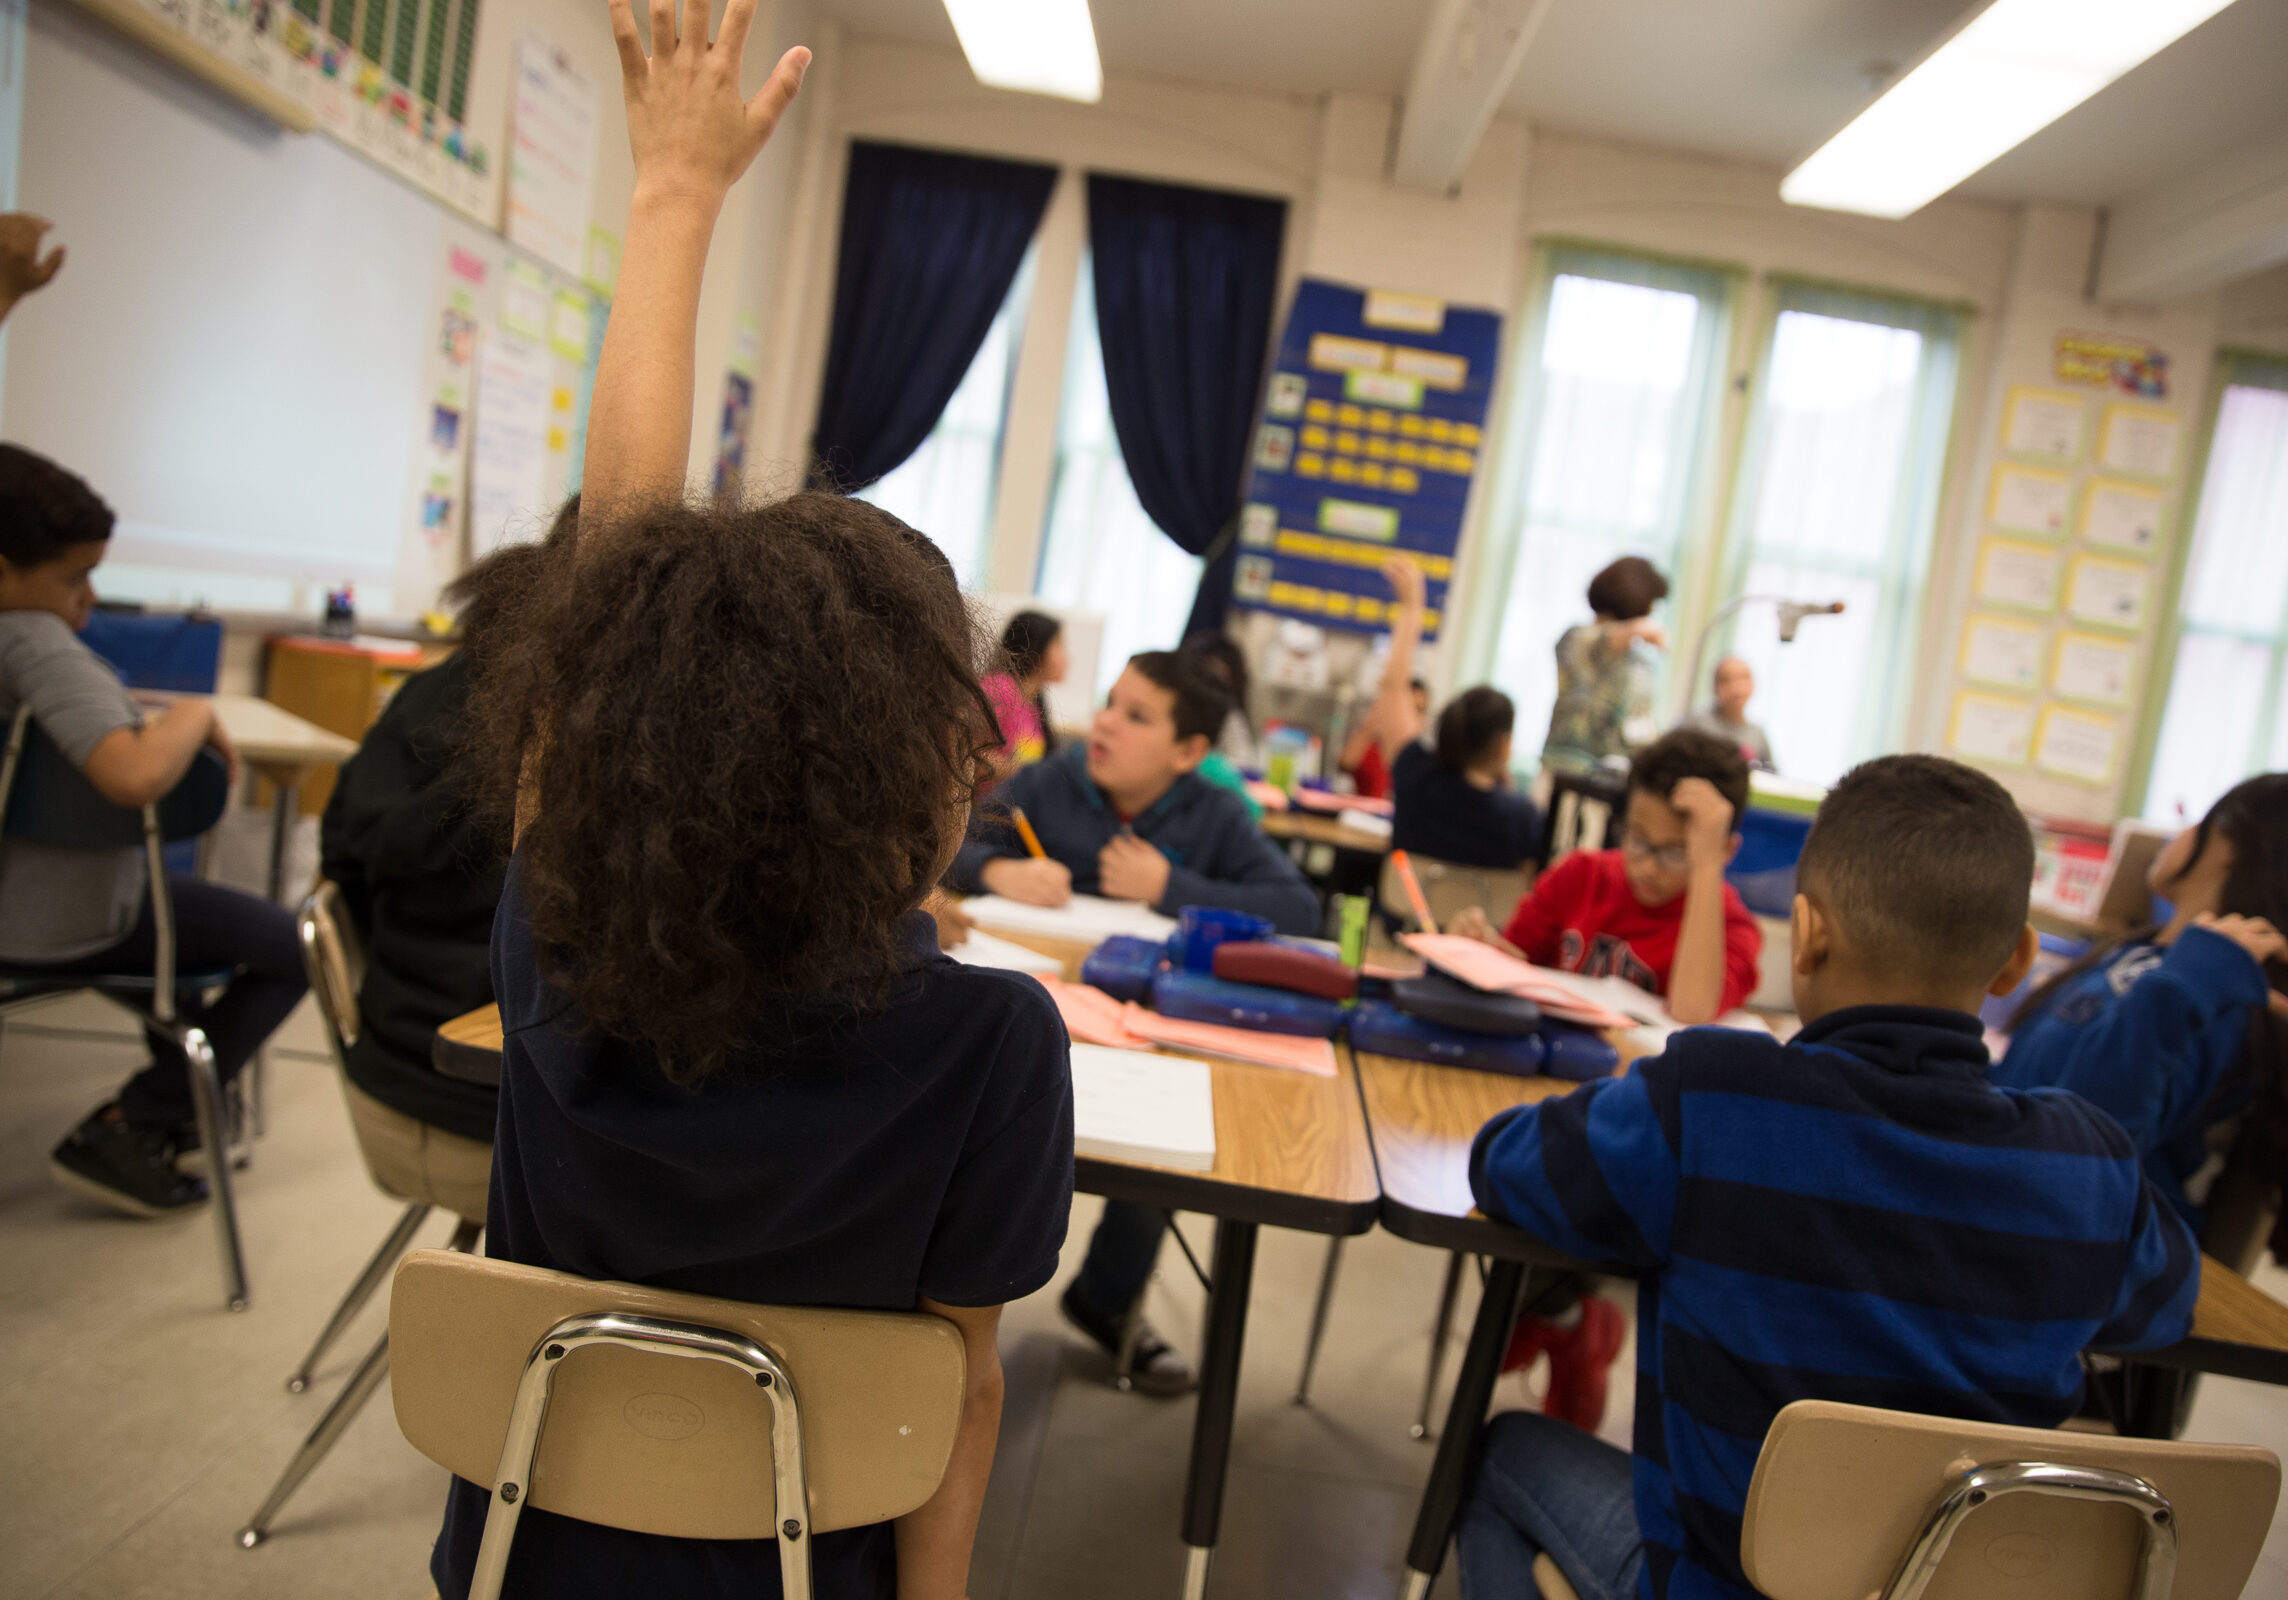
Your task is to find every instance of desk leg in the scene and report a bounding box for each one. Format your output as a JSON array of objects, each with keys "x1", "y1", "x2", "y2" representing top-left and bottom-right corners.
[
  {"x1": 1398, "y1": 1257, "x2": 1526, "y2": 1600},
  {"x1": 267, "y1": 777, "x2": 299, "y2": 905},
  {"x1": 1180, "y1": 1217, "x2": 1259, "y2": 1600}
]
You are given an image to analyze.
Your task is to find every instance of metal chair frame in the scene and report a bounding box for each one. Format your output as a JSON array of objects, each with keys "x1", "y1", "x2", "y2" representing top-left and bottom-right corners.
[
  {"x1": 1885, "y1": 1460, "x2": 2178, "y2": 1600},
  {"x1": 0, "y1": 705, "x2": 247, "y2": 1310}
]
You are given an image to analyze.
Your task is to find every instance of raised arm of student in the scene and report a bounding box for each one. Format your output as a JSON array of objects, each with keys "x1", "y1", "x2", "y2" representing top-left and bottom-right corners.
[
  {"x1": 1369, "y1": 557, "x2": 1428, "y2": 760},
  {"x1": 588, "y1": 0, "x2": 807, "y2": 514},
  {"x1": 0, "y1": 213, "x2": 64, "y2": 327},
  {"x1": 1663, "y1": 776, "x2": 1736, "y2": 1024}
]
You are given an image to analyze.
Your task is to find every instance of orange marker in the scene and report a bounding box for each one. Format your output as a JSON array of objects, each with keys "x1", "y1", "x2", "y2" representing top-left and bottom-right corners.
[
  {"x1": 1012, "y1": 807, "x2": 1048, "y2": 859},
  {"x1": 1390, "y1": 848, "x2": 1438, "y2": 935}
]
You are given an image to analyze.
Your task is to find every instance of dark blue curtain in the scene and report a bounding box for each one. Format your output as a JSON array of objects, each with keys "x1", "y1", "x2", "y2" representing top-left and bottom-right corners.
[
  {"x1": 810, "y1": 142, "x2": 1057, "y2": 491},
  {"x1": 1086, "y1": 173, "x2": 1287, "y2": 641}
]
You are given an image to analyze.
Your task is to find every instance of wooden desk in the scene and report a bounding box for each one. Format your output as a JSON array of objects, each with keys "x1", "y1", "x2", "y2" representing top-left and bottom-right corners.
[
  {"x1": 208, "y1": 694, "x2": 359, "y2": 903},
  {"x1": 1261, "y1": 809, "x2": 1392, "y2": 855},
  {"x1": 433, "y1": 1002, "x2": 1378, "y2": 1598}
]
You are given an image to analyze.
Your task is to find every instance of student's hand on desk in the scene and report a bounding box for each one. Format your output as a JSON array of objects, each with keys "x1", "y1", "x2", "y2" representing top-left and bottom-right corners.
[
  {"x1": 2195, "y1": 913, "x2": 2286, "y2": 970},
  {"x1": 1098, "y1": 834, "x2": 1171, "y2": 906},
  {"x1": 980, "y1": 856, "x2": 1071, "y2": 907},
  {"x1": 1668, "y1": 777, "x2": 1735, "y2": 866},
  {"x1": 609, "y1": 0, "x2": 808, "y2": 204},
  {"x1": 923, "y1": 889, "x2": 974, "y2": 949}
]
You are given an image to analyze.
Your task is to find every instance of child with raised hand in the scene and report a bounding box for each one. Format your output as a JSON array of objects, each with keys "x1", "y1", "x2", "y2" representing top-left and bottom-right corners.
[
  {"x1": 435, "y1": 14, "x2": 1072, "y2": 1599},
  {"x1": 1459, "y1": 756, "x2": 2199, "y2": 1600},
  {"x1": 1996, "y1": 773, "x2": 2288, "y2": 1236}
]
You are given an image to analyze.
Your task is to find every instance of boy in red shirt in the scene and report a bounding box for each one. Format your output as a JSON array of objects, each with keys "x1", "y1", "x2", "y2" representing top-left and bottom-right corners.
[
  {"x1": 1448, "y1": 727, "x2": 1763, "y2": 1424},
  {"x1": 1451, "y1": 727, "x2": 1760, "y2": 1022}
]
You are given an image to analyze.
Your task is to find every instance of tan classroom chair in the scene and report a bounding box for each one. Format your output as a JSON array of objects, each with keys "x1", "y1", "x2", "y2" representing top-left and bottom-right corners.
[
  {"x1": 389, "y1": 1250, "x2": 968, "y2": 1600},
  {"x1": 1377, "y1": 851, "x2": 1532, "y2": 934},
  {"x1": 236, "y1": 882, "x2": 493, "y2": 1549},
  {"x1": 1531, "y1": 1398, "x2": 2279, "y2": 1600}
]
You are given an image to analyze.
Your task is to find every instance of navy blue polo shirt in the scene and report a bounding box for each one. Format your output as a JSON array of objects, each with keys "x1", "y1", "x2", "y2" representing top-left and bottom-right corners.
[
  {"x1": 1390, "y1": 742, "x2": 1542, "y2": 870},
  {"x1": 433, "y1": 859, "x2": 1075, "y2": 1600}
]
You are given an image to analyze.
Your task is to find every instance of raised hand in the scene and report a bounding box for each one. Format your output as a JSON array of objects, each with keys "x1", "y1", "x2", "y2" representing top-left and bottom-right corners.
[
  {"x1": 0, "y1": 214, "x2": 64, "y2": 323},
  {"x1": 609, "y1": 0, "x2": 808, "y2": 203},
  {"x1": 1382, "y1": 555, "x2": 1427, "y2": 613}
]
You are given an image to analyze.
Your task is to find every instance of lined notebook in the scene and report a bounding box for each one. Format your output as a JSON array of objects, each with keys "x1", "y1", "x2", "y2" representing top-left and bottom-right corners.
[
  {"x1": 963, "y1": 894, "x2": 1179, "y2": 943},
  {"x1": 1069, "y1": 1044, "x2": 1217, "y2": 1171},
  {"x1": 948, "y1": 929, "x2": 1065, "y2": 976}
]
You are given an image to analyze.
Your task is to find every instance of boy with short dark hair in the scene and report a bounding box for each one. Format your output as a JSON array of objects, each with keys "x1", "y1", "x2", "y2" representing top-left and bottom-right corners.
[
  {"x1": 1458, "y1": 755, "x2": 2201, "y2": 1600},
  {"x1": 951, "y1": 647, "x2": 1317, "y2": 1396}
]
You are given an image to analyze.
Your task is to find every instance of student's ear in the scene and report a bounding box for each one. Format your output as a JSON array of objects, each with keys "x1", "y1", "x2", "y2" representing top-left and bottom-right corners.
[
  {"x1": 1171, "y1": 733, "x2": 1211, "y2": 775},
  {"x1": 1987, "y1": 922, "x2": 2041, "y2": 998},
  {"x1": 1790, "y1": 892, "x2": 1828, "y2": 977}
]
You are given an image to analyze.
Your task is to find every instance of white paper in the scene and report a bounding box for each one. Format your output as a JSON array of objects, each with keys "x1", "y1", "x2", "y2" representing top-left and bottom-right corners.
[
  {"x1": 2004, "y1": 391, "x2": 2083, "y2": 460},
  {"x1": 2066, "y1": 557, "x2": 2149, "y2": 630},
  {"x1": 501, "y1": 261, "x2": 551, "y2": 342},
  {"x1": 506, "y1": 34, "x2": 600, "y2": 279},
  {"x1": 1951, "y1": 695, "x2": 2035, "y2": 765},
  {"x1": 949, "y1": 929, "x2": 1065, "y2": 976},
  {"x1": 470, "y1": 333, "x2": 555, "y2": 557},
  {"x1": 2035, "y1": 710, "x2": 2120, "y2": 785},
  {"x1": 1070, "y1": 1044, "x2": 1216, "y2": 1171},
  {"x1": 963, "y1": 894, "x2": 1179, "y2": 943},
  {"x1": 2100, "y1": 408, "x2": 2179, "y2": 478},
  {"x1": 1961, "y1": 617, "x2": 2043, "y2": 690},
  {"x1": 2052, "y1": 634, "x2": 2133, "y2": 706},
  {"x1": 1976, "y1": 542, "x2": 2062, "y2": 611},
  {"x1": 2082, "y1": 481, "x2": 2162, "y2": 553},
  {"x1": 1991, "y1": 467, "x2": 2070, "y2": 536}
]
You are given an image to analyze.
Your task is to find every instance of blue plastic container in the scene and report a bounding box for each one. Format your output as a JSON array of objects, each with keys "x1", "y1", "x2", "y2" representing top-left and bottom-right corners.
[
  {"x1": 1080, "y1": 935, "x2": 1166, "y2": 1002},
  {"x1": 1150, "y1": 969, "x2": 1346, "y2": 1037},
  {"x1": 1350, "y1": 1002, "x2": 1550, "y2": 1078},
  {"x1": 1541, "y1": 1020, "x2": 1622, "y2": 1082},
  {"x1": 1725, "y1": 805, "x2": 1816, "y2": 918},
  {"x1": 1172, "y1": 906, "x2": 1276, "y2": 973}
]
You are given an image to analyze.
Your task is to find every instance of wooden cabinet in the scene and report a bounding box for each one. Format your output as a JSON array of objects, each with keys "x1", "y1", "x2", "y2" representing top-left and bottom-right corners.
[{"x1": 262, "y1": 636, "x2": 447, "y2": 815}]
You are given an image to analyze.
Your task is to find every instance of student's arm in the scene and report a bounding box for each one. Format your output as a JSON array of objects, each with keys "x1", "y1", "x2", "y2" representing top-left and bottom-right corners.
[
  {"x1": 895, "y1": 1298, "x2": 1005, "y2": 1600},
  {"x1": 2087, "y1": 1173, "x2": 2202, "y2": 1355},
  {"x1": 586, "y1": 0, "x2": 807, "y2": 515},
  {"x1": 1589, "y1": 616, "x2": 1664, "y2": 663},
  {"x1": 950, "y1": 765, "x2": 1073, "y2": 904},
  {"x1": 0, "y1": 213, "x2": 64, "y2": 326},
  {"x1": 1468, "y1": 1046, "x2": 1683, "y2": 1272},
  {"x1": 82, "y1": 700, "x2": 231, "y2": 809},
  {"x1": 1369, "y1": 558, "x2": 1427, "y2": 760},
  {"x1": 1151, "y1": 804, "x2": 1319, "y2": 935},
  {"x1": 1663, "y1": 776, "x2": 1735, "y2": 1024}
]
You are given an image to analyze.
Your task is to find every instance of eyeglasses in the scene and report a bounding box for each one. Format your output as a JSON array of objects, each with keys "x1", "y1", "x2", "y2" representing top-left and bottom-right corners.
[{"x1": 1620, "y1": 829, "x2": 1689, "y2": 872}]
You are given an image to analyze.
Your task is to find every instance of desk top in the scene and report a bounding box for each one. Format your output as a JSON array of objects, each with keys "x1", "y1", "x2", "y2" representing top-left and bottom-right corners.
[
  {"x1": 1261, "y1": 810, "x2": 1392, "y2": 854},
  {"x1": 431, "y1": 1001, "x2": 1381, "y2": 1237},
  {"x1": 210, "y1": 694, "x2": 359, "y2": 768}
]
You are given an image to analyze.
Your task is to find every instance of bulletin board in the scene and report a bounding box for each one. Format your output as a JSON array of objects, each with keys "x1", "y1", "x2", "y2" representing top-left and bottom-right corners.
[{"x1": 1228, "y1": 278, "x2": 1502, "y2": 641}]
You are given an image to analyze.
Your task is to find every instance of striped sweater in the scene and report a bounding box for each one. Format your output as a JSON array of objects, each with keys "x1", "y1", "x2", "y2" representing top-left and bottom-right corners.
[{"x1": 1469, "y1": 1005, "x2": 2201, "y2": 1600}]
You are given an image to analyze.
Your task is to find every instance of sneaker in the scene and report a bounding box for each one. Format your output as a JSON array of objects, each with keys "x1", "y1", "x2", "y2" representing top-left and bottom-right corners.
[
  {"x1": 172, "y1": 1114, "x2": 254, "y2": 1178},
  {"x1": 1541, "y1": 1294, "x2": 1627, "y2": 1432},
  {"x1": 1060, "y1": 1284, "x2": 1197, "y2": 1397},
  {"x1": 50, "y1": 1105, "x2": 209, "y2": 1218}
]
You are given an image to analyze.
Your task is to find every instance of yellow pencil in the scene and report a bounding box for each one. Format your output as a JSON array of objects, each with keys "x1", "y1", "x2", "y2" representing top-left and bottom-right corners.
[{"x1": 1012, "y1": 808, "x2": 1048, "y2": 859}]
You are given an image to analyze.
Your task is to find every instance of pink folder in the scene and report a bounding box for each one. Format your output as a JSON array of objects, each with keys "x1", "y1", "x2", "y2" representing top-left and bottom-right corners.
[
  {"x1": 1120, "y1": 1004, "x2": 1338, "y2": 1078},
  {"x1": 1399, "y1": 933, "x2": 1639, "y2": 1030}
]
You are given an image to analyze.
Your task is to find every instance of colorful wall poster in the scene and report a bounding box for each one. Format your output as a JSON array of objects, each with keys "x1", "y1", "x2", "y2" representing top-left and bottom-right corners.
[
  {"x1": 2065, "y1": 553, "x2": 2150, "y2": 632},
  {"x1": 2054, "y1": 331, "x2": 2169, "y2": 398},
  {"x1": 1987, "y1": 464, "x2": 2072, "y2": 538},
  {"x1": 410, "y1": 245, "x2": 487, "y2": 549},
  {"x1": 1958, "y1": 614, "x2": 2045, "y2": 692},
  {"x1": 2001, "y1": 386, "x2": 2084, "y2": 463},
  {"x1": 2034, "y1": 705, "x2": 2122, "y2": 786},
  {"x1": 1950, "y1": 691, "x2": 2036, "y2": 767},
  {"x1": 501, "y1": 260, "x2": 552, "y2": 341},
  {"x1": 1230, "y1": 277, "x2": 1502, "y2": 640},
  {"x1": 2079, "y1": 478, "x2": 2163, "y2": 555},
  {"x1": 2051, "y1": 631, "x2": 2134, "y2": 708},
  {"x1": 2098, "y1": 404, "x2": 2180, "y2": 478},
  {"x1": 1975, "y1": 538, "x2": 2064, "y2": 613},
  {"x1": 470, "y1": 329, "x2": 555, "y2": 556},
  {"x1": 505, "y1": 32, "x2": 600, "y2": 281}
]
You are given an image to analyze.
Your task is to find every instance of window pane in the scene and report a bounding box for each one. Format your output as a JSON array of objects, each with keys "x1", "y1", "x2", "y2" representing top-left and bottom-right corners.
[
  {"x1": 856, "y1": 247, "x2": 1035, "y2": 590},
  {"x1": 1487, "y1": 270, "x2": 1715, "y2": 758},
  {"x1": 1036, "y1": 261, "x2": 1203, "y2": 683},
  {"x1": 2144, "y1": 633, "x2": 2270, "y2": 824},
  {"x1": 2177, "y1": 384, "x2": 2288, "y2": 632}
]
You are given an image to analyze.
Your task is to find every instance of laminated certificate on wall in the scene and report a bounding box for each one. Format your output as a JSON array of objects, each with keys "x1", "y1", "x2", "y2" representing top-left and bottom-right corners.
[
  {"x1": 2080, "y1": 479, "x2": 2164, "y2": 554},
  {"x1": 2098, "y1": 405, "x2": 2180, "y2": 478},
  {"x1": 2051, "y1": 631, "x2": 2134, "y2": 708},
  {"x1": 1949, "y1": 691, "x2": 2036, "y2": 767},
  {"x1": 1988, "y1": 464, "x2": 2072, "y2": 538},
  {"x1": 1976, "y1": 538, "x2": 2064, "y2": 612},
  {"x1": 2002, "y1": 386, "x2": 2085, "y2": 463},
  {"x1": 2065, "y1": 554, "x2": 2150, "y2": 631},
  {"x1": 2035, "y1": 706, "x2": 2122, "y2": 786},
  {"x1": 1958, "y1": 614, "x2": 2045, "y2": 691}
]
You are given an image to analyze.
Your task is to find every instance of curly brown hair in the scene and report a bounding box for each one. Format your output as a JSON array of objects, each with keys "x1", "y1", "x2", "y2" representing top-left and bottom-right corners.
[{"x1": 465, "y1": 492, "x2": 1000, "y2": 1083}]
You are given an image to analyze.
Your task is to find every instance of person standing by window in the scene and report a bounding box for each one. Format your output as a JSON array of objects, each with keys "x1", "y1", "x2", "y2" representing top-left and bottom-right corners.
[{"x1": 1540, "y1": 556, "x2": 1668, "y2": 775}]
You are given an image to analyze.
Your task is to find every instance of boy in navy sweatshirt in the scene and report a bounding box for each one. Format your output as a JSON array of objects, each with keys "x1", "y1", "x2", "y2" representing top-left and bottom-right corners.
[
  {"x1": 1459, "y1": 755, "x2": 2199, "y2": 1600},
  {"x1": 952, "y1": 646, "x2": 1316, "y2": 1396}
]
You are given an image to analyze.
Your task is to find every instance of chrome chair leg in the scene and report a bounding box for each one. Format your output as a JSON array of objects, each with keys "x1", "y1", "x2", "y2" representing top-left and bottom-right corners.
[
  {"x1": 1293, "y1": 1236, "x2": 1345, "y2": 1404},
  {"x1": 288, "y1": 1202, "x2": 432, "y2": 1393},
  {"x1": 237, "y1": 1331, "x2": 391, "y2": 1548},
  {"x1": 1412, "y1": 1252, "x2": 1468, "y2": 1440},
  {"x1": 174, "y1": 1022, "x2": 250, "y2": 1312},
  {"x1": 247, "y1": 1047, "x2": 270, "y2": 1140}
]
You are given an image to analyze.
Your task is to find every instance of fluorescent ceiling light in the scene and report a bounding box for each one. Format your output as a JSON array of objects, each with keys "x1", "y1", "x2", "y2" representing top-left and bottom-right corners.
[
  {"x1": 1781, "y1": 0, "x2": 2241, "y2": 218},
  {"x1": 943, "y1": 0, "x2": 1104, "y2": 103}
]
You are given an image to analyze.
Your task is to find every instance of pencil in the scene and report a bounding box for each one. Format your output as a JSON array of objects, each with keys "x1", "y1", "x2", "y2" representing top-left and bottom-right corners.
[
  {"x1": 1390, "y1": 848, "x2": 1439, "y2": 936},
  {"x1": 1012, "y1": 808, "x2": 1048, "y2": 859}
]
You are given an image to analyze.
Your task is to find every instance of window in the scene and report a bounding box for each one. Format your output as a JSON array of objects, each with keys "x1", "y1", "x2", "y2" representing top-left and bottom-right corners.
[
  {"x1": 855, "y1": 247, "x2": 1036, "y2": 591},
  {"x1": 1035, "y1": 257, "x2": 1203, "y2": 680},
  {"x1": 1716, "y1": 285, "x2": 1961, "y2": 784},
  {"x1": 1468, "y1": 249, "x2": 1731, "y2": 757},
  {"x1": 2140, "y1": 356, "x2": 2288, "y2": 823}
]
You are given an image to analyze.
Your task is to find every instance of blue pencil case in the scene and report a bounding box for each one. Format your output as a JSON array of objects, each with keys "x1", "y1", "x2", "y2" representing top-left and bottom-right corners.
[
  {"x1": 1150, "y1": 969, "x2": 1347, "y2": 1038},
  {"x1": 1081, "y1": 935, "x2": 1165, "y2": 1003},
  {"x1": 1350, "y1": 1002, "x2": 1549, "y2": 1078},
  {"x1": 1540, "y1": 1020, "x2": 1621, "y2": 1082}
]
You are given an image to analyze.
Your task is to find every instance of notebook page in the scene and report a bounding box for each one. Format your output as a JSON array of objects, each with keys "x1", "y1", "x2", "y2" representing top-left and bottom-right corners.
[
  {"x1": 963, "y1": 894, "x2": 1179, "y2": 943},
  {"x1": 1069, "y1": 1044, "x2": 1217, "y2": 1171},
  {"x1": 949, "y1": 929, "x2": 1065, "y2": 976}
]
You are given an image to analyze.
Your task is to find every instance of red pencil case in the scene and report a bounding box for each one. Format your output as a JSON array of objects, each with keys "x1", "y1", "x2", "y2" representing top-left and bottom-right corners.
[{"x1": 1211, "y1": 941, "x2": 1358, "y2": 1000}]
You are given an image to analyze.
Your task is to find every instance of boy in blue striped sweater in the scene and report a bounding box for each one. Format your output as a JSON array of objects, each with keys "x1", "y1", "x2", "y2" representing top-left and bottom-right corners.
[{"x1": 1459, "y1": 755, "x2": 2201, "y2": 1600}]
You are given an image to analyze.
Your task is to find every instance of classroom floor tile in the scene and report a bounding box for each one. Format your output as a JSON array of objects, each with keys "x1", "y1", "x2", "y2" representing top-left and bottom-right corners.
[{"x1": 2, "y1": 990, "x2": 2284, "y2": 1600}]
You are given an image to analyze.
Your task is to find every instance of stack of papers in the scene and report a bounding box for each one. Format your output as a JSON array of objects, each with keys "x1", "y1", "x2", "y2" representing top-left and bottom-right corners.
[
  {"x1": 963, "y1": 894, "x2": 1178, "y2": 943},
  {"x1": 948, "y1": 929, "x2": 1065, "y2": 976},
  {"x1": 1037, "y1": 979, "x2": 1337, "y2": 1077},
  {"x1": 1070, "y1": 1044, "x2": 1217, "y2": 1171},
  {"x1": 1401, "y1": 933, "x2": 1778, "y2": 1037}
]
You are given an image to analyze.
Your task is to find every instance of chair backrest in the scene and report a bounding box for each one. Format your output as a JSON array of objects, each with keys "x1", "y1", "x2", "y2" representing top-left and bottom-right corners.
[
  {"x1": 1538, "y1": 768, "x2": 1628, "y2": 869},
  {"x1": 1377, "y1": 851, "x2": 1531, "y2": 933},
  {"x1": 297, "y1": 882, "x2": 367, "y2": 1056},
  {"x1": 1740, "y1": 1400, "x2": 2280, "y2": 1600},
  {"x1": 389, "y1": 1250, "x2": 966, "y2": 1541},
  {"x1": 1, "y1": 706, "x2": 230, "y2": 848}
]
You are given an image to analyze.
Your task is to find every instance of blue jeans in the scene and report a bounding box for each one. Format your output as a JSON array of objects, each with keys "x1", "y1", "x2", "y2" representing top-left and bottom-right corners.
[
  {"x1": 1458, "y1": 1411, "x2": 1644, "y2": 1600},
  {"x1": 1066, "y1": 1200, "x2": 1166, "y2": 1323}
]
